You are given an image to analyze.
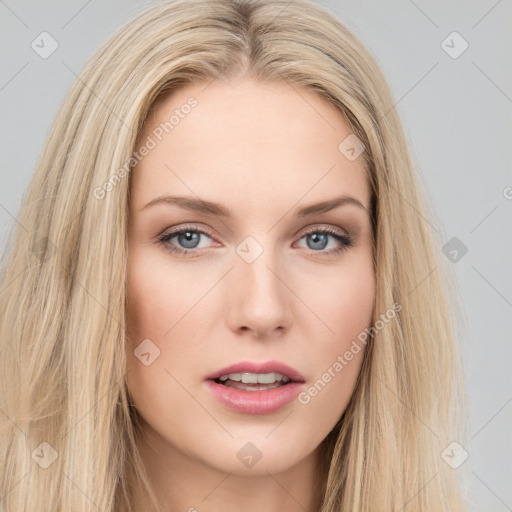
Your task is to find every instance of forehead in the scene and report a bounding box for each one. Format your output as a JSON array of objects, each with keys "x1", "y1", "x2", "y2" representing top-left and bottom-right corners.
[{"x1": 130, "y1": 78, "x2": 370, "y2": 214}]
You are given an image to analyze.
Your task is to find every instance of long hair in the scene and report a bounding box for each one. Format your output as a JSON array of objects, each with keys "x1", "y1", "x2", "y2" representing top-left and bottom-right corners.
[{"x1": 0, "y1": 0, "x2": 469, "y2": 510}]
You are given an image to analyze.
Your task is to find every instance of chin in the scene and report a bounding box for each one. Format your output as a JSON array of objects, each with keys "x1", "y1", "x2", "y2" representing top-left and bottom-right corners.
[{"x1": 203, "y1": 434, "x2": 315, "y2": 475}]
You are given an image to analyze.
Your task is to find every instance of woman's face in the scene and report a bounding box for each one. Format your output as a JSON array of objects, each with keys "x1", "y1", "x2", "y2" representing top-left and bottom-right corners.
[{"x1": 126, "y1": 78, "x2": 375, "y2": 477}]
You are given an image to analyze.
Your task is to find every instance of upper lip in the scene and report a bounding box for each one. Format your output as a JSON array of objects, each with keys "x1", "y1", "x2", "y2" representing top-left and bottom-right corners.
[{"x1": 206, "y1": 360, "x2": 305, "y2": 382}]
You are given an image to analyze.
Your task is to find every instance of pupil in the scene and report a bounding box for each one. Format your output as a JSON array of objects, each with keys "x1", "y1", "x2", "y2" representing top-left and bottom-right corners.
[
  {"x1": 308, "y1": 233, "x2": 328, "y2": 250},
  {"x1": 179, "y1": 231, "x2": 199, "y2": 249}
]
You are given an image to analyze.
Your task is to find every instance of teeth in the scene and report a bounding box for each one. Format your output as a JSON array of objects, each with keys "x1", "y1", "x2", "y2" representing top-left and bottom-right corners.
[
  {"x1": 223, "y1": 380, "x2": 284, "y2": 391},
  {"x1": 218, "y1": 372, "x2": 291, "y2": 384}
]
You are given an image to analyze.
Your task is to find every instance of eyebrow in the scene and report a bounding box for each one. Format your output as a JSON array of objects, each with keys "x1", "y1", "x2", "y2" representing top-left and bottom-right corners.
[{"x1": 141, "y1": 194, "x2": 369, "y2": 217}]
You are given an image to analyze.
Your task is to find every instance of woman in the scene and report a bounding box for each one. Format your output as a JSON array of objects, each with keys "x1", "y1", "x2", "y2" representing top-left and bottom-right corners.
[{"x1": 0, "y1": 0, "x2": 469, "y2": 510}]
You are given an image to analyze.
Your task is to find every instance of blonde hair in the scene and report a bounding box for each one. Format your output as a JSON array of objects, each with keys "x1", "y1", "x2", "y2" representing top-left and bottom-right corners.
[{"x1": 0, "y1": 0, "x2": 469, "y2": 510}]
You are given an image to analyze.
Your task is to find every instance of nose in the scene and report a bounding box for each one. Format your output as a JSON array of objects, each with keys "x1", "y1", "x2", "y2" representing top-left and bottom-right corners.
[{"x1": 226, "y1": 244, "x2": 293, "y2": 339}]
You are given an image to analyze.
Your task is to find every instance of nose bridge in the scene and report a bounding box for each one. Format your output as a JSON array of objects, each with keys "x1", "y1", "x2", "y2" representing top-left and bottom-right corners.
[{"x1": 227, "y1": 234, "x2": 292, "y2": 336}]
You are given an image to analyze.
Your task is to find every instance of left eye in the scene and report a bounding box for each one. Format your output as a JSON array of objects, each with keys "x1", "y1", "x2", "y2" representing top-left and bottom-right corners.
[
  {"x1": 160, "y1": 229, "x2": 212, "y2": 251},
  {"x1": 157, "y1": 226, "x2": 352, "y2": 257},
  {"x1": 296, "y1": 230, "x2": 347, "y2": 251}
]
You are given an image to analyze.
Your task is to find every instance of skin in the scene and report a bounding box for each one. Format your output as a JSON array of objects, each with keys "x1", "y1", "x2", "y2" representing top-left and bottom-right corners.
[{"x1": 125, "y1": 77, "x2": 376, "y2": 512}]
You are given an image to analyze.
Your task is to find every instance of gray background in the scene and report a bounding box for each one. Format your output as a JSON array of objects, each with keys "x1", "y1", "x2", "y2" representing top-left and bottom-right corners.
[{"x1": 1, "y1": 1, "x2": 511, "y2": 510}]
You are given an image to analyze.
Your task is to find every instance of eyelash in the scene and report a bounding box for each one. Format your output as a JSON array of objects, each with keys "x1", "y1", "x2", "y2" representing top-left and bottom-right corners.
[{"x1": 156, "y1": 224, "x2": 353, "y2": 258}]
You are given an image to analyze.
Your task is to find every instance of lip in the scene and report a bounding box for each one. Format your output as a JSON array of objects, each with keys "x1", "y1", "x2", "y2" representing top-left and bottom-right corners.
[
  {"x1": 204, "y1": 360, "x2": 306, "y2": 415},
  {"x1": 204, "y1": 360, "x2": 305, "y2": 383}
]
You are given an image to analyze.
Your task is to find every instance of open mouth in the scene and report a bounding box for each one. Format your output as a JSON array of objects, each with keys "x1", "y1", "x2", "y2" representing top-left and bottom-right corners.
[
  {"x1": 205, "y1": 366, "x2": 305, "y2": 414},
  {"x1": 213, "y1": 372, "x2": 291, "y2": 392}
]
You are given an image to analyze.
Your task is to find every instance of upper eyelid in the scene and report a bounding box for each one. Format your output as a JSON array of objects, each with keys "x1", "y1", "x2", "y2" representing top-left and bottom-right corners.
[
  {"x1": 162, "y1": 225, "x2": 216, "y2": 240},
  {"x1": 160, "y1": 223, "x2": 349, "y2": 243}
]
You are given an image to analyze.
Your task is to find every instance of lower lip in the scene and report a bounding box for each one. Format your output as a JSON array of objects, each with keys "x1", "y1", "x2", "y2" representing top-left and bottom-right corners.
[{"x1": 204, "y1": 379, "x2": 304, "y2": 415}]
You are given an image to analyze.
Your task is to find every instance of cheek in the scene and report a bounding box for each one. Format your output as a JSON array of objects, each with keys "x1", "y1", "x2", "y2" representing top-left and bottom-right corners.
[
  {"x1": 124, "y1": 256, "x2": 191, "y2": 433},
  {"x1": 125, "y1": 248, "x2": 194, "y2": 341},
  {"x1": 298, "y1": 255, "x2": 374, "y2": 418},
  {"x1": 307, "y1": 251, "x2": 375, "y2": 342},
  {"x1": 125, "y1": 249, "x2": 213, "y2": 412}
]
